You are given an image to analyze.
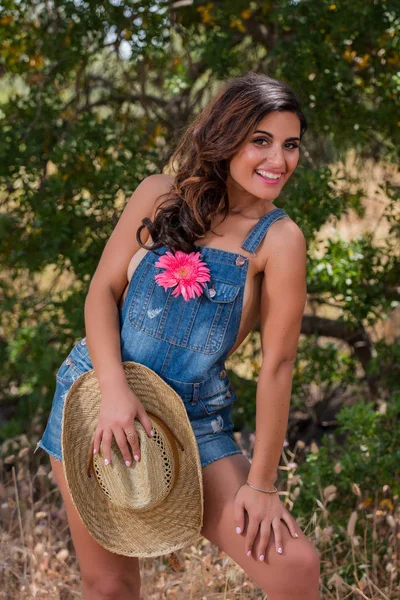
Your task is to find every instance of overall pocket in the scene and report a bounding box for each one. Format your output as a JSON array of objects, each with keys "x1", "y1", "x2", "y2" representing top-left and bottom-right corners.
[
  {"x1": 198, "y1": 377, "x2": 237, "y2": 415},
  {"x1": 128, "y1": 264, "x2": 241, "y2": 355},
  {"x1": 191, "y1": 280, "x2": 241, "y2": 354},
  {"x1": 56, "y1": 342, "x2": 91, "y2": 386}
]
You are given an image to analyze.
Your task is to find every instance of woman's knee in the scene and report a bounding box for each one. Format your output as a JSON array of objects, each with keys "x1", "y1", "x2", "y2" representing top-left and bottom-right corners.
[
  {"x1": 82, "y1": 571, "x2": 140, "y2": 600},
  {"x1": 286, "y1": 538, "x2": 320, "y2": 584},
  {"x1": 262, "y1": 540, "x2": 320, "y2": 599}
]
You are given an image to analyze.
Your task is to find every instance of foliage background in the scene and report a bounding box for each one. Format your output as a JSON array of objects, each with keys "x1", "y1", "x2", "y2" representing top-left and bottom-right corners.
[{"x1": 0, "y1": 0, "x2": 399, "y2": 598}]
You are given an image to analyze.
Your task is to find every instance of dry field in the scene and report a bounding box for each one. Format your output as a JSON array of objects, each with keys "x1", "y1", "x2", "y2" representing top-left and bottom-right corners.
[{"x1": 1, "y1": 426, "x2": 399, "y2": 600}]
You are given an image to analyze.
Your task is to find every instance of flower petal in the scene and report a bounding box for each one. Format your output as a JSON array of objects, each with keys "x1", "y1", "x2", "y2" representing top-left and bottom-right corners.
[{"x1": 154, "y1": 248, "x2": 212, "y2": 300}]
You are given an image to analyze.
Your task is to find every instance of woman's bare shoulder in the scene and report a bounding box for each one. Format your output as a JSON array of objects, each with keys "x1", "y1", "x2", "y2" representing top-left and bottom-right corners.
[
  {"x1": 265, "y1": 215, "x2": 306, "y2": 253},
  {"x1": 86, "y1": 173, "x2": 174, "y2": 301},
  {"x1": 255, "y1": 215, "x2": 306, "y2": 274},
  {"x1": 142, "y1": 173, "x2": 175, "y2": 203}
]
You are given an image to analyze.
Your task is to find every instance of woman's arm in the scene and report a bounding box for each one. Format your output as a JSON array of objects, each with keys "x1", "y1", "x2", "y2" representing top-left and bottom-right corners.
[
  {"x1": 83, "y1": 173, "x2": 173, "y2": 463},
  {"x1": 84, "y1": 174, "x2": 173, "y2": 390},
  {"x1": 248, "y1": 218, "x2": 307, "y2": 489}
]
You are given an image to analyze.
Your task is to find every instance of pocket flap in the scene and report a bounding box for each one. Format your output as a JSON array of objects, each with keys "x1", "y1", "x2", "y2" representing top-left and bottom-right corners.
[{"x1": 205, "y1": 280, "x2": 241, "y2": 303}]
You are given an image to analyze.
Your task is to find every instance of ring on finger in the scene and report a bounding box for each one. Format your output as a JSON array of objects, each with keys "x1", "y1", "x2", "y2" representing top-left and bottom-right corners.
[{"x1": 125, "y1": 430, "x2": 137, "y2": 443}]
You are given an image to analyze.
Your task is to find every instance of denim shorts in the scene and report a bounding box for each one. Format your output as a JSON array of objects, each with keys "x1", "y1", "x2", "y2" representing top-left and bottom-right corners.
[{"x1": 35, "y1": 338, "x2": 242, "y2": 469}]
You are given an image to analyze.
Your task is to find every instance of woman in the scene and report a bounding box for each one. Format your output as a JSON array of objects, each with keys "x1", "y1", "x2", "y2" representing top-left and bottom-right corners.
[{"x1": 36, "y1": 72, "x2": 320, "y2": 599}]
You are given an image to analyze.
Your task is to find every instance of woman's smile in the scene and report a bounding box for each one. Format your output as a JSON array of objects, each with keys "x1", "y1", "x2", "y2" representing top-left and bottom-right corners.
[{"x1": 254, "y1": 168, "x2": 285, "y2": 185}]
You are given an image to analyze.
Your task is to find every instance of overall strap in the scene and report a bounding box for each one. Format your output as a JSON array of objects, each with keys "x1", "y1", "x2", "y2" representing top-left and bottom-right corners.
[{"x1": 240, "y1": 207, "x2": 288, "y2": 255}]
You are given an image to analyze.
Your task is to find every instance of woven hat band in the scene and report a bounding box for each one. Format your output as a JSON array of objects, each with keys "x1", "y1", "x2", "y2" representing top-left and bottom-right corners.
[{"x1": 92, "y1": 414, "x2": 180, "y2": 511}]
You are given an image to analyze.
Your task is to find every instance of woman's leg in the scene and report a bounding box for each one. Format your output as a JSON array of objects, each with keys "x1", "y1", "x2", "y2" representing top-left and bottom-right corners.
[
  {"x1": 201, "y1": 453, "x2": 320, "y2": 600},
  {"x1": 50, "y1": 456, "x2": 141, "y2": 600}
]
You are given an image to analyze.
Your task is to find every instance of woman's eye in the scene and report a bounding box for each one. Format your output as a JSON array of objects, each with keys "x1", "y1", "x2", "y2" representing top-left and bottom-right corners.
[
  {"x1": 253, "y1": 138, "x2": 299, "y2": 150},
  {"x1": 253, "y1": 138, "x2": 269, "y2": 146}
]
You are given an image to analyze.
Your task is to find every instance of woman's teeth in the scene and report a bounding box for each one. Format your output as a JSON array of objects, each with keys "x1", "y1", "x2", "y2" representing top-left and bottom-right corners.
[
  {"x1": 255, "y1": 169, "x2": 283, "y2": 183},
  {"x1": 256, "y1": 169, "x2": 281, "y2": 180}
]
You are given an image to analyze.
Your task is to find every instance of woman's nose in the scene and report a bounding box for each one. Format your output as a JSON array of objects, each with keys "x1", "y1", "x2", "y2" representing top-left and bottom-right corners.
[{"x1": 266, "y1": 146, "x2": 285, "y2": 167}]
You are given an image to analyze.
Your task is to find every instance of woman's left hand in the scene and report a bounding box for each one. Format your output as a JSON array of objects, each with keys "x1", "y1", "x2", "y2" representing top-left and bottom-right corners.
[{"x1": 234, "y1": 483, "x2": 299, "y2": 560}]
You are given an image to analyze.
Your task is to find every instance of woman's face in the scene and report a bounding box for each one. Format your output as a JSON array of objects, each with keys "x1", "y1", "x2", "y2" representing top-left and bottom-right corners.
[{"x1": 228, "y1": 111, "x2": 301, "y2": 203}]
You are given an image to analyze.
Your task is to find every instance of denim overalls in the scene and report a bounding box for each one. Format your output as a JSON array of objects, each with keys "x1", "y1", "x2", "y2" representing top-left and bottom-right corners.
[{"x1": 36, "y1": 207, "x2": 287, "y2": 467}]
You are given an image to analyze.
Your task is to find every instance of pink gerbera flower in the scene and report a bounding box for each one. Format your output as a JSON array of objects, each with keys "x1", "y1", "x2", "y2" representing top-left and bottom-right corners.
[{"x1": 154, "y1": 250, "x2": 211, "y2": 301}]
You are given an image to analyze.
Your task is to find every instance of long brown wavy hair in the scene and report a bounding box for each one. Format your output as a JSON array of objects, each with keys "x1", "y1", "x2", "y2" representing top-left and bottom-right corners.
[{"x1": 136, "y1": 72, "x2": 307, "y2": 254}]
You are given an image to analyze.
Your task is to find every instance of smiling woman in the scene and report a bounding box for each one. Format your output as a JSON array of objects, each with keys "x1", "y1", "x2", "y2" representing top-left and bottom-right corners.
[
  {"x1": 135, "y1": 72, "x2": 307, "y2": 253},
  {"x1": 36, "y1": 72, "x2": 320, "y2": 600},
  {"x1": 116, "y1": 80, "x2": 308, "y2": 348}
]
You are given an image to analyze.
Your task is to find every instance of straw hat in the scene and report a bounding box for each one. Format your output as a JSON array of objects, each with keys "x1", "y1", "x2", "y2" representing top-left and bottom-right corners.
[{"x1": 61, "y1": 361, "x2": 204, "y2": 557}]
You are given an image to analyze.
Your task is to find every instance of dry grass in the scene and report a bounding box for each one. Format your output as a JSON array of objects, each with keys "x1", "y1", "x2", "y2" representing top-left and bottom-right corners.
[
  {"x1": 318, "y1": 151, "x2": 399, "y2": 243},
  {"x1": 0, "y1": 430, "x2": 267, "y2": 600},
  {"x1": 1, "y1": 429, "x2": 399, "y2": 599}
]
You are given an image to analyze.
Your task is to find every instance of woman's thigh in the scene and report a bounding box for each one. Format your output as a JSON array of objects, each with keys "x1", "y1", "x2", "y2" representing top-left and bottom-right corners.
[
  {"x1": 49, "y1": 456, "x2": 141, "y2": 599},
  {"x1": 200, "y1": 453, "x2": 320, "y2": 600}
]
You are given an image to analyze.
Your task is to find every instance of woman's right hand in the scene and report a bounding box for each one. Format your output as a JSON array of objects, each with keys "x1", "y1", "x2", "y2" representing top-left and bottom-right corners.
[{"x1": 92, "y1": 382, "x2": 154, "y2": 467}]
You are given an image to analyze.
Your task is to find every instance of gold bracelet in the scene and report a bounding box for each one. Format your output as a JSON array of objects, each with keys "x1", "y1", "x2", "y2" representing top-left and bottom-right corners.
[{"x1": 246, "y1": 481, "x2": 278, "y2": 494}]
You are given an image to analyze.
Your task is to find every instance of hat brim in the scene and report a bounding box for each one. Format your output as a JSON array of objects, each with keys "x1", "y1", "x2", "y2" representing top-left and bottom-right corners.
[{"x1": 61, "y1": 361, "x2": 203, "y2": 557}]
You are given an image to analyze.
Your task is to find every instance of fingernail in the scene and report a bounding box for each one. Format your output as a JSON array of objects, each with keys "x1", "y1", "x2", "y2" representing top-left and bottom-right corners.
[
  {"x1": 246, "y1": 550, "x2": 251, "y2": 557},
  {"x1": 93, "y1": 448, "x2": 97, "y2": 454},
  {"x1": 277, "y1": 547, "x2": 283, "y2": 554},
  {"x1": 104, "y1": 458, "x2": 109, "y2": 465},
  {"x1": 150, "y1": 429, "x2": 155, "y2": 437},
  {"x1": 259, "y1": 554, "x2": 264, "y2": 561},
  {"x1": 134, "y1": 455, "x2": 139, "y2": 462},
  {"x1": 236, "y1": 527, "x2": 241, "y2": 534},
  {"x1": 294, "y1": 533, "x2": 299, "y2": 538},
  {"x1": 125, "y1": 461, "x2": 131, "y2": 467}
]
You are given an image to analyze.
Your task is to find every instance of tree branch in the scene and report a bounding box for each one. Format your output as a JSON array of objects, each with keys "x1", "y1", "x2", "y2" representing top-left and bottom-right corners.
[{"x1": 300, "y1": 314, "x2": 374, "y2": 374}]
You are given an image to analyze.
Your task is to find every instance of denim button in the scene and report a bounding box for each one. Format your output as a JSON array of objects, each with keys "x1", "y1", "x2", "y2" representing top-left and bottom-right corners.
[
  {"x1": 65, "y1": 358, "x2": 72, "y2": 365},
  {"x1": 190, "y1": 401, "x2": 196, "y2": 406},
  {"x1": 235, "y1": 255, "x2": 246, "y2": 266},
  {"x1": 219, "y1": 369, "x2": 226, "y2": 378},
  {"x1": 225, "y1": 390, "x2": 231, "y2": 398}
]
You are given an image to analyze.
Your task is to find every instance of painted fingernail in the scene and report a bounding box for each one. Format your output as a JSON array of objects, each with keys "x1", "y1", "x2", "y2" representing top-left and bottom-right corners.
[
  {"x1": 294, "y1": 533, "x2": 299, "y2": 538},
  {"x1": 246, "y1": 550, "x2": 251, "y2": 557},
  {"x1": 104, "y1": 458, "x2": 109, "y2": 465},
  {"x1": 125, "y1": 461, "x2": 131, "y2": 467},
  {"x1": 150, "y1": 429, "x2": 155, "y2": 437},
  {"x1": 236, "y1": 527, "x2": 241, "y2": 534},
  {"x1": 134, "y1": 455, "x2": 139, "y2": 462},
  {"x1": 277, "y1": 547, "x2": 283, "y2": 554},
  {"x1": 259, "y1": 554, "x2": 264, "y2": 561},
  {"x1": 93, "y1": 448, "x2": 97, "y2": 454}
]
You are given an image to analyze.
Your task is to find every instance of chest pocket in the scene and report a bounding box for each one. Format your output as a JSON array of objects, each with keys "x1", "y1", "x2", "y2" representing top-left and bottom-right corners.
[{"x1": 128, "y1": 261, "x2": 241, "y2": 354}]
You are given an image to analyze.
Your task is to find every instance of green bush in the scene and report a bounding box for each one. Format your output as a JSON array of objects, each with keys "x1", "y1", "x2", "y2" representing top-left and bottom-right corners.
[{"x1": 295, "y1": 391, "x2": 400, "y2": 512}]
